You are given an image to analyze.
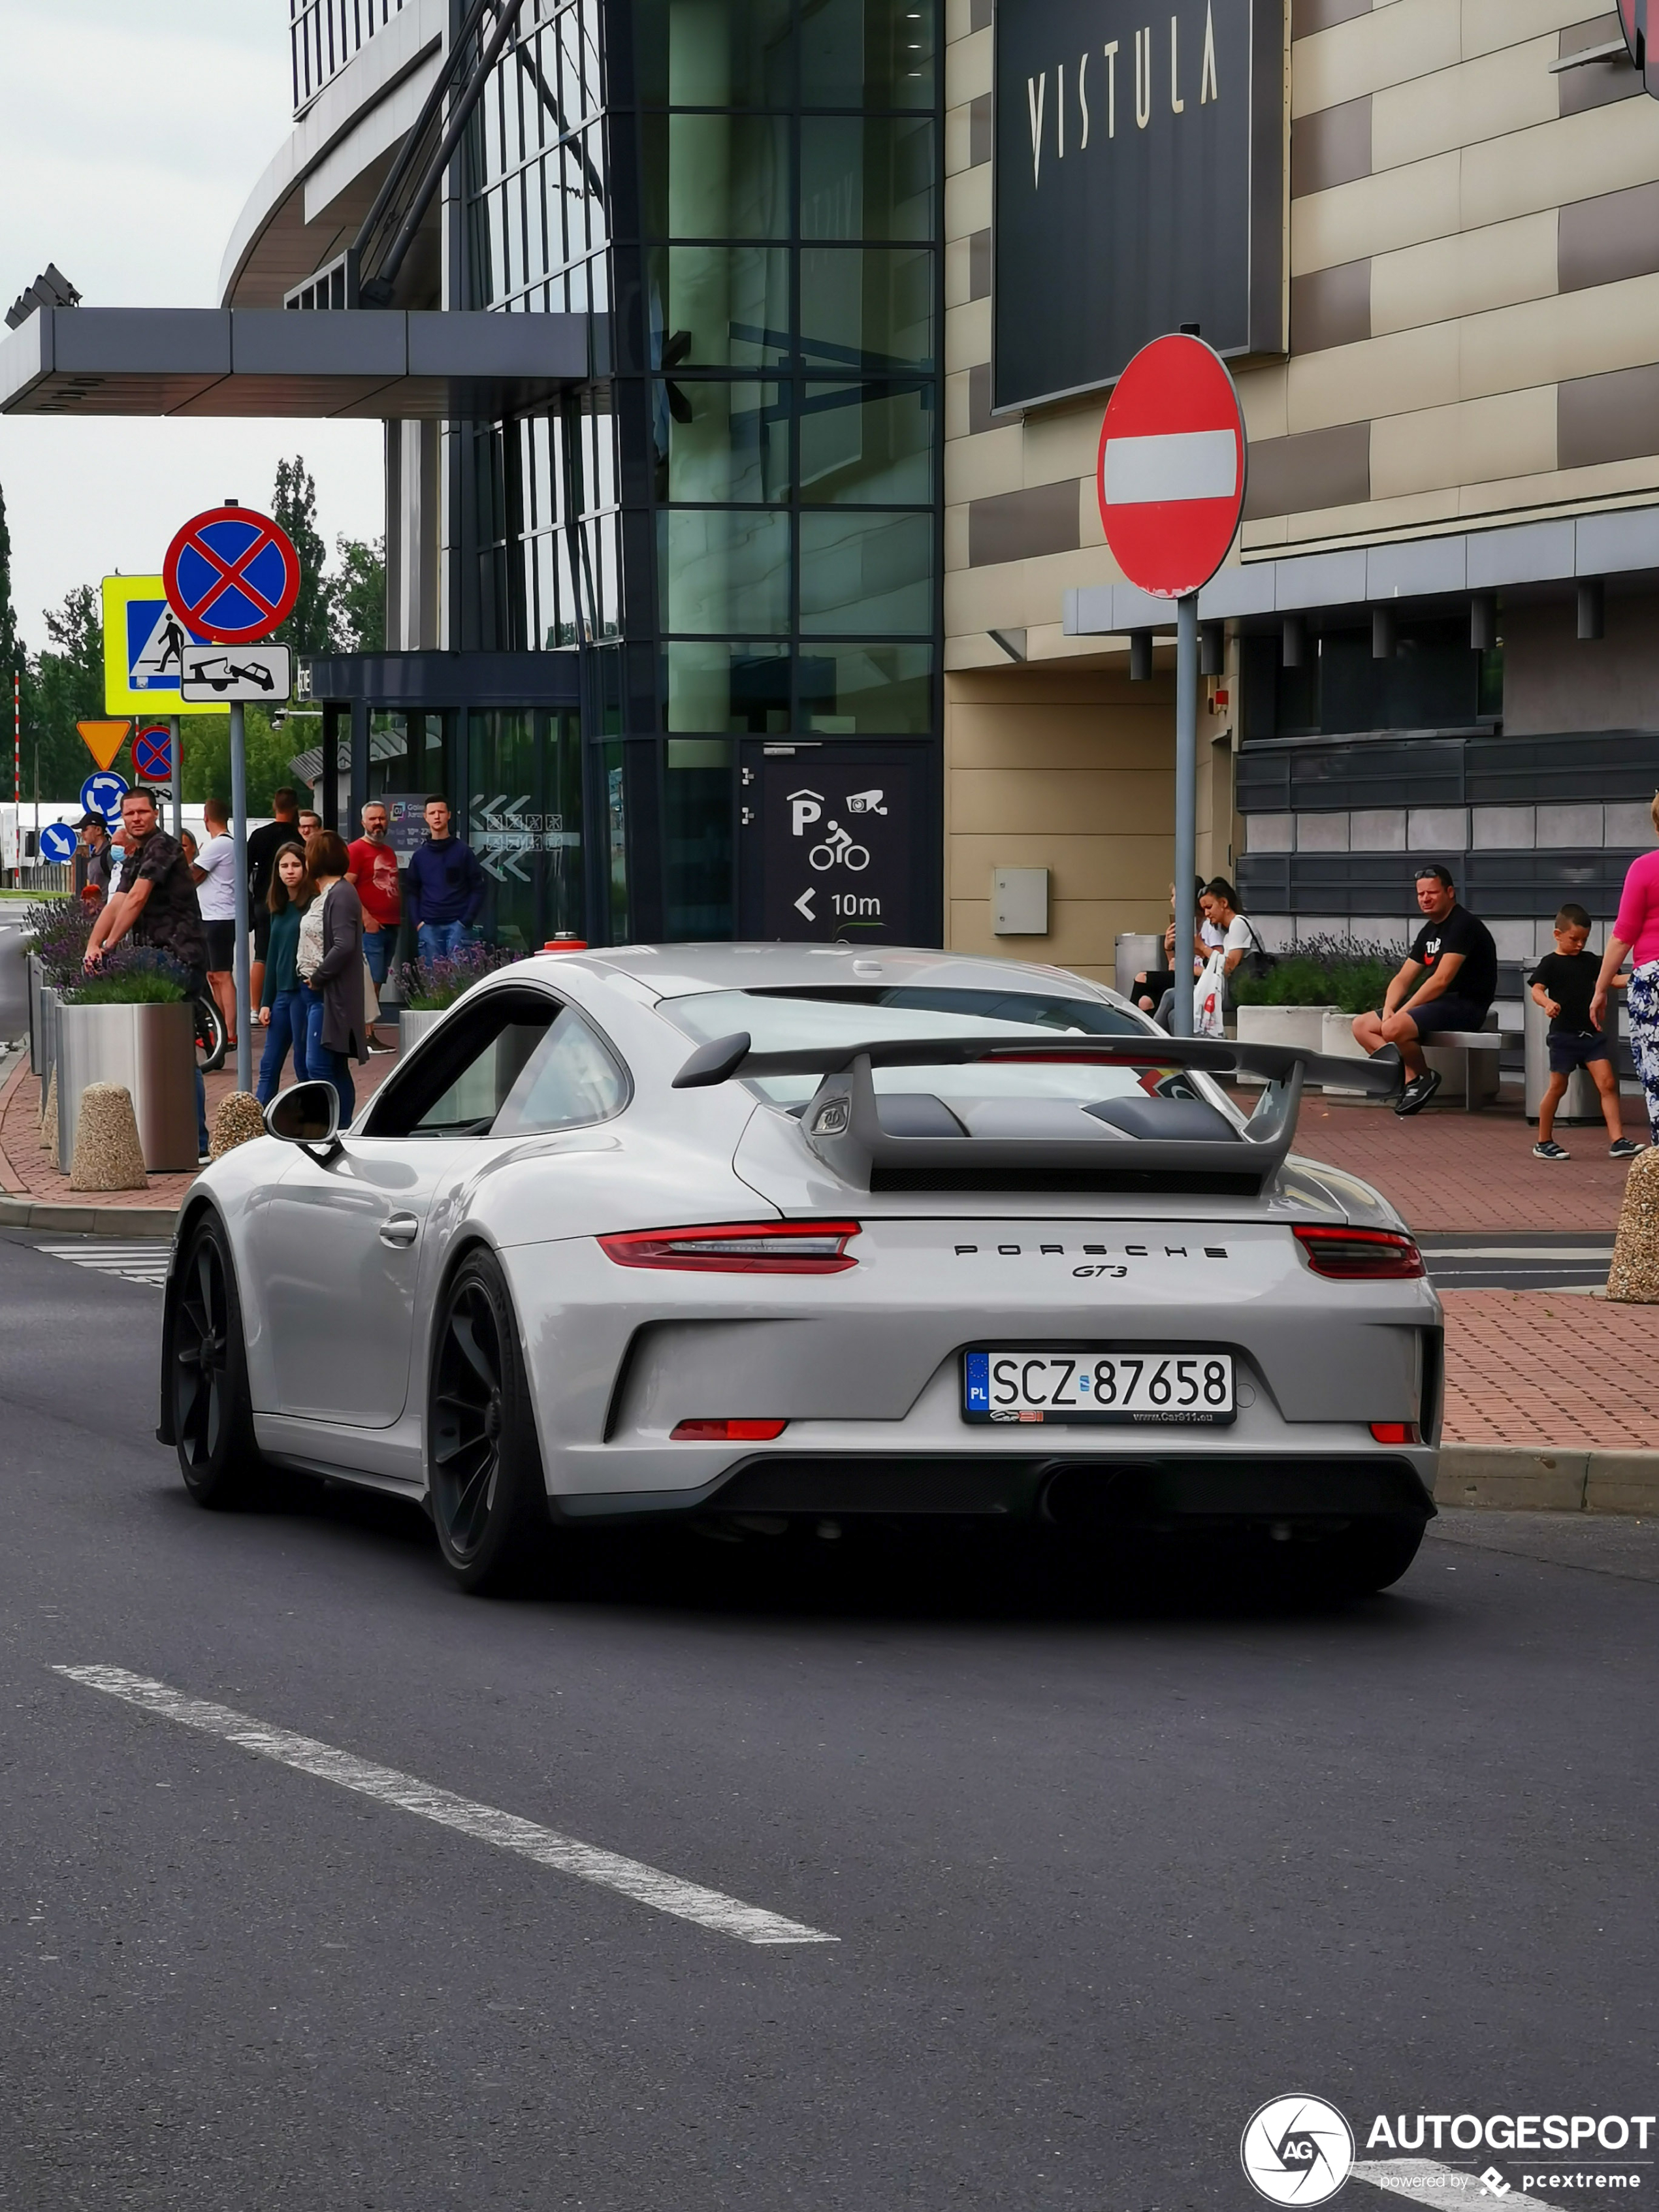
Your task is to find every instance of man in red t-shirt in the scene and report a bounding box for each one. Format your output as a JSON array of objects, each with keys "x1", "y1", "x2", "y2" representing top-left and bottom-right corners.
[{"x1": 347, "y1": 801, "x2": 403, "y2": 1034}]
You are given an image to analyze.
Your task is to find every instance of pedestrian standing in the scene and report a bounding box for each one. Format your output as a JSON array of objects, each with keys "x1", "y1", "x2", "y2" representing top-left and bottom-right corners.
[
  {"x1": 255, "y1": 842, "x2": 314, "y2": 1106},
  {"x1": 83, "y1": 787, "x2": 211, "y2": 1161},
  {"x1": 297, "y1": 828, "x2": 368, "y2": 1128},
  {"x1": 1592, "y1": 793, "x2": 1659, "y2": 1146},
  {"x1": 75, "y1": 812, "x2": 116, "y2": 910},
  {"x1": 191, "y1": 796, "x2": 240, "y2": 1053},
  {"x1": 405, "y1": 795, "x2": 485, "y2": 963},
  {"x1": 246, "y1": 786, "x2": 302, "y2": 1008},
  {"x1": 347, "y1": 799, "x2": 402, "y2": 1023},
  {"x1": 1351, "y1": 863, "x2": 1498, "y2": 1116},
  {"x1": 1530, "y1": 903, "x2": 1641, "y2": 1161},
  {"x1": 298, "y1": 807, "x2": 323, "y2": 843}
]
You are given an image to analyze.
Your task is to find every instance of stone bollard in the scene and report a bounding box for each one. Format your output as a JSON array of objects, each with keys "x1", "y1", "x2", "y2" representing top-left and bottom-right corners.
[
  {"x1": 67, "y1": 1082, "x2": 148, "y2": 1193},
  {"x1": 42, "y1": 1065, "x2": 58, "y2": 1170},
  {"x1": 210, "y1": 1089, "x2": 266, "y2": 1161},
  {"x1": 1605, "y1": 1147, "x2": 1659, "y2": 1304}
]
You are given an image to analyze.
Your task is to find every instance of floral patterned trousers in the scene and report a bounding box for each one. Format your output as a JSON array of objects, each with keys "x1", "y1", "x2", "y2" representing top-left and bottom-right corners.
[{"x1": 1630, "y1": 961, "x2": 1659, "y2": 1142}]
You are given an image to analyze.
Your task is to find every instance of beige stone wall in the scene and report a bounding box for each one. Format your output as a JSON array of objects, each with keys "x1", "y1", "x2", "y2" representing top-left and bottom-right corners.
[
  {"x1": 942, "y1": 0, "x2": 1659, "y2": 679},
  {"x1": 943, "y1": 660, "x2": 1241, "y2": 977}
]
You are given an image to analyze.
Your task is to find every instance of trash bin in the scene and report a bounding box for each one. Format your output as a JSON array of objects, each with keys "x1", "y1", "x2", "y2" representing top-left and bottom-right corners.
[
  {"x1": 1524, "y1": 991, "x2": 1605, "y2": 1124},
  {"x1": 1114, "y1": 933, "x2": 1164, "y2": 1004}
]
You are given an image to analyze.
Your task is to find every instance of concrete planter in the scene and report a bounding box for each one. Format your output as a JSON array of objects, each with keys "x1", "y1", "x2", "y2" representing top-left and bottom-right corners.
[
  {"x1": 33, "y1": 980, "x2": 61, "y2": 1104},
  {"x1": 398, "y1": 1007, "x2": 449, "y2": 1054},
  {"x1": 1235, "y1": 1004, "x2": 1338, "y2": 1052},
  {"x1": 1319, "y1": 1008, "x2": 1372, "y2": 1097},
  {"x1": 57, "y1": 999, "x2": 197, "y2": 1176},
  {"x1": 1114, "y1": 932, "x2": 1165, "y2": 1004}
]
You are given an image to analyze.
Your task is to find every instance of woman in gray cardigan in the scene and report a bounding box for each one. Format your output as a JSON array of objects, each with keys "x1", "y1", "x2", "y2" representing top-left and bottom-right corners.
[{"x1": 299, "y1": 829, "x2": 370, "y2": 1126}]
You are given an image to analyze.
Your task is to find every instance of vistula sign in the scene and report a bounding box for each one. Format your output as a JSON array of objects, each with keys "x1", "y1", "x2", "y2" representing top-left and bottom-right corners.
[{"x1": 992, "y1": 0, "x2": 1285, "y2": 413}]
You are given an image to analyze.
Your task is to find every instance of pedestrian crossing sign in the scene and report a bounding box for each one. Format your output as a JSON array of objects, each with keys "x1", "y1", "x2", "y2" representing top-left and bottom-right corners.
[{"x1": 101, "y1": 575, "x2": 229, "y2": 716}]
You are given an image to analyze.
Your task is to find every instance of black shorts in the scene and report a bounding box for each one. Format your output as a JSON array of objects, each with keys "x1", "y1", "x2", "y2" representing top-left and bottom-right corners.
[
  {"x1": 253, "y1": 906, "x2": 272, "y2": 961},
  {"x1": 203, "y1": 920, "x2": 237, "y2": 972},
  {"x1": 1409, "y1": 997, "x2": 1492, "y2": 1040},
  {"x1": 1549, "y1": 1029, "x2": 1611, "y2": 1073}
]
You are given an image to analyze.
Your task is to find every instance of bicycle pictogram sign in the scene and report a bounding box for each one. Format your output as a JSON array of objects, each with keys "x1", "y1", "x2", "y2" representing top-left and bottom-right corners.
[
  {"x1": 162, "y1": 505, "x2": 301, "y2": 645},
  {"x1": 808, "y1": 822, "x2": 871, "y2": 873}
]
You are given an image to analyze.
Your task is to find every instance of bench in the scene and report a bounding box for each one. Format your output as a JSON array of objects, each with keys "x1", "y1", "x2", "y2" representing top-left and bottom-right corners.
[{"x1": 1425, "y1": 1029, "x2": 1522, "y2": 1112}]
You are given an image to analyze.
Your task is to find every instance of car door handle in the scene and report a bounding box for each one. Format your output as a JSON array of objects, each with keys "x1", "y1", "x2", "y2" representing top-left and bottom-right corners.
[{"x1": 379, "y1": 1213, "x2": 420, "y2": 1247}]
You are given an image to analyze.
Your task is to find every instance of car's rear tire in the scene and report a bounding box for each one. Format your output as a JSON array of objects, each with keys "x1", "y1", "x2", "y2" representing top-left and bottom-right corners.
[
  {"x1": 169, "y1": 1215, "x2": 266, "y2": 1508},
  {"x1": 427, "y1": 1250, "x2": 554, "y2": 1594}
]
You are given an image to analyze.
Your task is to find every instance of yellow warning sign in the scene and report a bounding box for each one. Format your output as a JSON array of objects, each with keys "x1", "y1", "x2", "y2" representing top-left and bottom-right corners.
[
  {"x1": 76, "y1": 719, "x2": 131, "y2": 772},
  {"x1": 102, "y1": 575, "x2": 227, "y2": 717}
]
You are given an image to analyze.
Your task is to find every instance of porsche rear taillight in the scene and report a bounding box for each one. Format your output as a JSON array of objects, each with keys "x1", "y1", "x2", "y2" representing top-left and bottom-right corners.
[
  {"x1": 1293, "y1": 1225, "x2": 1425, "y2": 1280},
  {"x1": 597, "y1": 1221, "x2": 862, "y2": 1273}
]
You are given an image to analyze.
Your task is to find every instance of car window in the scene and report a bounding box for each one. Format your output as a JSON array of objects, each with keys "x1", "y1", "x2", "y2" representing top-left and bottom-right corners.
[
  {"x1": 491, "y1": 1008, "x2": 628, "y2": 1134},
  {"x1": 364, "y1": 988, "x2": 627, "y2": 1139}
]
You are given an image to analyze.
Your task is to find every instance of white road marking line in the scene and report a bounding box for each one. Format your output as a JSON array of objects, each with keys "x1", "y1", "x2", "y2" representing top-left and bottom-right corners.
[
  {"x1": 1353, "y1": 2158, "x2": 1565, "y2": 2209},
  {"x1": 33, "y1": 1243, "x2": 169, "y2": 1287},
  {"x1": 53, "y1": 1665, "x2": 837, "y2": 1949}
]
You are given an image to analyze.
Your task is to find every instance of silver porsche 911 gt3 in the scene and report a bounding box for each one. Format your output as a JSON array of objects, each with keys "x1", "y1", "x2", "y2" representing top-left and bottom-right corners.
[{"x1": 159, "y1": 944, "x2": 1438, "y2": 1596}]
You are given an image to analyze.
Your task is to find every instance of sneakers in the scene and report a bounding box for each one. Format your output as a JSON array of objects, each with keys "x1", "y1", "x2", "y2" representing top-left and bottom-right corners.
[
  {"x1": 1533, "y1": 1138, "x2": 1570, "y2": 1162},
  {"x1": 1610, "y1": 1138, "x2": 1647, "y2": 1159},
  {"x1": 1393, "y1": 1067, "x2": 1443, "y2": 1117}
]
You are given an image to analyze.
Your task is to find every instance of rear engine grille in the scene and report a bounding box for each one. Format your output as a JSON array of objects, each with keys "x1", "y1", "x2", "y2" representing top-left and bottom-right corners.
[{"x1": 869, "y1": 1167, "x2": 1264, "y2": 1195}]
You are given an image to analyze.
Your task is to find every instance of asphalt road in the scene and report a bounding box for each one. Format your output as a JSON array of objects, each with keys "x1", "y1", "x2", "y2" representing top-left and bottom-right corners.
[{"x1": 3, "y1": 1236, "x2": 1656, "y2": 2211}]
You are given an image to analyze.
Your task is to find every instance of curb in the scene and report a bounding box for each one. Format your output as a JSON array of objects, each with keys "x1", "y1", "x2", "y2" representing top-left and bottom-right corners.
[
  {"x1": 0, "y1": 1195, "x2": 178, "y2": 1236},
  {"x1": 1436, "y1": 1444, "x2": 1659, "y2": 1515}
]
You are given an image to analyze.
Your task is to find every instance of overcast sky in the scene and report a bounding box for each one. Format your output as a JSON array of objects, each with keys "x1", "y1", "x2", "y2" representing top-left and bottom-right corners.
[{"x1": 0, "y1": 0, "x2": 383, "y2": 642}]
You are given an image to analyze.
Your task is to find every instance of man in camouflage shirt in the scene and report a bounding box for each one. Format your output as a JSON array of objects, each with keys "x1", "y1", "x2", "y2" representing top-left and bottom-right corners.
[{"x1": 84, "y1": 787, "x2": 211, "y2": 1159}]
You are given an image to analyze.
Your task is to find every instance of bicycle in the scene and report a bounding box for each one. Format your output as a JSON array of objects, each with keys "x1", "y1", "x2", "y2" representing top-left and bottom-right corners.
[{"x1": 192, "y1": 992, "x2": 227, "y2": 1074}]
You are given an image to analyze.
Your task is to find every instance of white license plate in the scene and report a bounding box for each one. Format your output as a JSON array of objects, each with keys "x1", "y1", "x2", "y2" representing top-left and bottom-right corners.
[{"x1": 963, "y1": 1349, "x2": 1235, "y2": 1425}]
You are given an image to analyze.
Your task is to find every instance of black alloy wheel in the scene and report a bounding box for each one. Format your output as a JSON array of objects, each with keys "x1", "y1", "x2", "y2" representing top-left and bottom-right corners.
[
  {"x1": 170, "y1": 1216, "x2": 263, "y2": 1507},
  {"x1": 428, "y1": 1251, "x2": 554, "y2": 1593}
]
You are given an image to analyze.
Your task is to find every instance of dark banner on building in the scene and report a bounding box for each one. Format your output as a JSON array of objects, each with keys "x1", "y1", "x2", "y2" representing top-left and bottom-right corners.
[
  {"x1": 740, "y1": 743, "x2": 935, "y2": 944},
  {"x1": 993, "y1": 0, "x2": 1285, "y2": 412}
]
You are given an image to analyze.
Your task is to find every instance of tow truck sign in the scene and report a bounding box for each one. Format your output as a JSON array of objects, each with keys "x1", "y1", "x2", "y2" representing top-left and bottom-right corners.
[{"x1": 179, "y1": 645, "x2": 293, "y2": 704}]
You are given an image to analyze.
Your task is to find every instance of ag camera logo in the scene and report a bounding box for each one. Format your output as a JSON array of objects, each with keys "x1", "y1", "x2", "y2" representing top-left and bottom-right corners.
[{"x1": 1240, "y1": 2096, "x2": 1355, "y2": 2204}]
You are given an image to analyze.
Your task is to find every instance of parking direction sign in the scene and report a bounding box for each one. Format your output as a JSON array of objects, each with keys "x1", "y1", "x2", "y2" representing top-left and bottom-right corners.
[
  {"x1": 179, "y1": 643, "x2": 292, "y2": 703},
  {"x1": 1095, "y1": 333, "x2": 1247, "y2": 600},
  {"x1": 133, "y1": 724, "x2": 174, "y2": 781},
  {"x1": 163, "y1": 505, "x2": 300, "y2": 645},
  {"x1": 101, "y1": 577, "x2": 228, "y2": 718},
  {"x1": 80, "y1": 770, "x2": 129, "y2": 826},
  {"x1": 38, "y1": 822, "x2": 78, "y2": 864}
]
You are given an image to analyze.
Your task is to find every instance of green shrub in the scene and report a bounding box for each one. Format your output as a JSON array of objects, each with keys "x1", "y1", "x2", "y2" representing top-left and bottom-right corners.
[
  {"x1": 65, "y1": 970, "x2": 187, "y2": 1006},
  {"x1": 1231, "y1": 933, "x2": 1402, "y2": 1016}
]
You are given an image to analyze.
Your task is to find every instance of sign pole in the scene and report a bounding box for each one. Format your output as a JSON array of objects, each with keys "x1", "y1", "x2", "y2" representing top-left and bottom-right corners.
[
  {"x1": 1171, "y1": 592, "x2": 1200, "y2": 1038},
  {"x1": 229, "y1": 700, "x2": 251, "y2": 1095},
  {"x1": 170, "y1": 718, "x2": 182, "y2": 842}
]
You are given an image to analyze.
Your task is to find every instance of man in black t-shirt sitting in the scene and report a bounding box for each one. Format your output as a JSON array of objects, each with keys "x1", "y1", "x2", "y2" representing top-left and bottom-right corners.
[{"x1": 1352, "y1": 863, "x2": 1499, "y2": 1115}]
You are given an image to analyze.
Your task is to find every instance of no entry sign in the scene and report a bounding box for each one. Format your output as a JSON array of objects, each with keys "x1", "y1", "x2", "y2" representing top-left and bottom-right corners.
[
  {"x1": 163, "y1": 505, "x2": 300, "y2": 645},
  {"x1": 1095, "y1": 334, "x2": 1246, "y2": 600}
]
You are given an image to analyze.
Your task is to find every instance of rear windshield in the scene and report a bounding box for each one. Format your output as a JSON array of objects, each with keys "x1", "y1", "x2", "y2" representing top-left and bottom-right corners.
[{"x1": 658, "y1": 985, "x2": 1234, "y2": 1118}]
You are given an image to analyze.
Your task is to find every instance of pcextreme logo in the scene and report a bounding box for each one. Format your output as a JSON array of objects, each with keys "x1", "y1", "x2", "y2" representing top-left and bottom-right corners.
[{"x1": 1241, "y1": 2097, "x2": 1355, "y2": 2205}]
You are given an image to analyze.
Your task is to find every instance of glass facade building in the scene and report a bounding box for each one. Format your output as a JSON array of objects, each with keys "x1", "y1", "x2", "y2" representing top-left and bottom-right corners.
[{"x1": 294, "y1": 0, "x2": 942, "y2": 950}]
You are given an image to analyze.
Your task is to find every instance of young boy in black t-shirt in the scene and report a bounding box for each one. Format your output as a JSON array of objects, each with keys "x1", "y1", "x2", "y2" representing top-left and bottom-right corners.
[{"x1": 1528, "y1": 902, "x2": 1644, "y2": 1161}]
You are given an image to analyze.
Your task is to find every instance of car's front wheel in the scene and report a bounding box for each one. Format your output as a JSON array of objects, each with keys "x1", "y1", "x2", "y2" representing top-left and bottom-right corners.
[
  {"x1": 169, "y1": 1215, "x2": 266, "y2": 1508},
  {"x1": 427, "y1": 1251, "x2": 553, "y2": 1593}
]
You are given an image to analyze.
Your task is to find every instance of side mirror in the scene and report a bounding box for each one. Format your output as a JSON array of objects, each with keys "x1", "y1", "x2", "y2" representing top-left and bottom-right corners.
[{"x1": 264, "y1": 1081, "x2": 342, "y2": 1161}]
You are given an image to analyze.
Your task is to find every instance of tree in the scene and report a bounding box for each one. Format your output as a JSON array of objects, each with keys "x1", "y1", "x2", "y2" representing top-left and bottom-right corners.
[
  {"x1": 333, "y1": 534, "x2": 386, "y2": 652},
  {"x1": 270, "y1": 455, "x2": 333, "y2": 654},
  {"x1": 178, "y1": 707, "x2": 297, "y2": 816}
]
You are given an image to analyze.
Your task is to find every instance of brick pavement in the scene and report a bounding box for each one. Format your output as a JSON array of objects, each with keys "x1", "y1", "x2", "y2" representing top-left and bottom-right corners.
[
  {"x1": 1441, "y1": 1290, "x2": 1656, "y2": 1449},
  {"x1": 1289, "y1": 1087, "x2": 1643, "y2": 1234},
  {"x1": 0, "y1": 1044, "x2": 396, "y2": 1210}
]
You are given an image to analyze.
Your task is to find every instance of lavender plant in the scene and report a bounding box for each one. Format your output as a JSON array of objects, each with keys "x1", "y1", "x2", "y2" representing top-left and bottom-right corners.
[{"x1": 400, "y1": 940, "x2": 521, "y2": 1011}]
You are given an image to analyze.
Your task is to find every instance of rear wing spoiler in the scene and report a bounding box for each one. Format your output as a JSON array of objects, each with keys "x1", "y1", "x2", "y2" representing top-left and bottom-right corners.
[{"x1": 672, "y1": 1031, "x2": 1404, "y2": 1191}]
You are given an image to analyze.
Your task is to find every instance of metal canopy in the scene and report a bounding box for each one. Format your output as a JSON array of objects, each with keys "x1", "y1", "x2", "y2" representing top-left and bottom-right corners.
[{"x1": 0, "y1": 306, "x2": 594, "y2": 419}]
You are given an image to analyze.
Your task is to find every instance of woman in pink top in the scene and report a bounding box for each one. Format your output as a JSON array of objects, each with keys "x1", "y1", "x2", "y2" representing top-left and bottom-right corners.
[{"x1": 1592, "y1": 793, "x2": 1659, "y2": 1143}]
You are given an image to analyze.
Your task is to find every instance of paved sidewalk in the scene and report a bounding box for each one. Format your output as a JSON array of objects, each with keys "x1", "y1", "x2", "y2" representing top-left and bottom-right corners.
[
  {"x1": 1291, "y1": 1087, "x2": 1645, "y2": 1234},
  {"x1": 1440, "y1": 1290, "x2": 1655, "y2": 1449},
  {"x1": 0, "y1": 1046, "x2": 396, "y2": 1212}
]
